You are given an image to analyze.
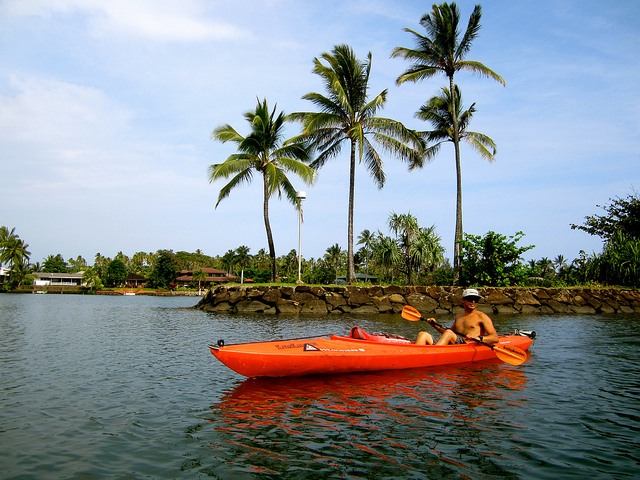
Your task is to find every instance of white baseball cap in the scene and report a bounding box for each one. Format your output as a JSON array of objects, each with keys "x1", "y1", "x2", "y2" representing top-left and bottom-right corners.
[{"x1": 462, "y1": 288, "x2": 481, "y2": 300}]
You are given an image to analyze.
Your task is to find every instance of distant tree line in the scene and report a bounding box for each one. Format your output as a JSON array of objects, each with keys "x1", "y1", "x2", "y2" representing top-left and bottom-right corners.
[{"x1": 1, "y1": 192, "x2": 639, "y2": 290}]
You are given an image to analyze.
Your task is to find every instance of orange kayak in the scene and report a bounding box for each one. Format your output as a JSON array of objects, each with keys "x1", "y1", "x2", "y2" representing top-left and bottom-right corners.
[{"x1": 209, "y1": 327, "x2": 534, "y2": 378}]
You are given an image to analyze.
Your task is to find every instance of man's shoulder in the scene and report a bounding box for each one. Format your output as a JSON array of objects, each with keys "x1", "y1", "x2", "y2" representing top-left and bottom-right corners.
[{"x1": 476, "y1": 310, "x2": 494, "y2": 323}]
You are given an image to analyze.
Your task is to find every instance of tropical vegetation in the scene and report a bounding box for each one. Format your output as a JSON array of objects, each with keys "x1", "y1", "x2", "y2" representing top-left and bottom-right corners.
[{"x1": 1, "y1": 190, "x2": 639, "y2": 290}]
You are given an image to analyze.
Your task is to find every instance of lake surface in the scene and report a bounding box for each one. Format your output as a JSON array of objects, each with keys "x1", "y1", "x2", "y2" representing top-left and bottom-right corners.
[{"x1": 1, "y1": 294, "x2": 638, "y2": 479}]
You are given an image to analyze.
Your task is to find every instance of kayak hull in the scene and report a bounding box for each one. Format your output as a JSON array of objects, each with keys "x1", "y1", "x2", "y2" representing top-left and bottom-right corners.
[{"x1": 209, "y1": 333, "x2": 533, "y2": 378}]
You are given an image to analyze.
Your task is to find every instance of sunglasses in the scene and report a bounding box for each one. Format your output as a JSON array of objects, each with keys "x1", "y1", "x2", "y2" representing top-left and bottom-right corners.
[{"x1": 464, "y1": 297, "x2": 480, "y2": 302}]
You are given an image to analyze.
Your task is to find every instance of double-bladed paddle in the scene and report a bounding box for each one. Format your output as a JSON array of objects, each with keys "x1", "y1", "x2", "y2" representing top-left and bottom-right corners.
[{"x1": 401, "y1": 305, "x2": 528, "y2": 366}]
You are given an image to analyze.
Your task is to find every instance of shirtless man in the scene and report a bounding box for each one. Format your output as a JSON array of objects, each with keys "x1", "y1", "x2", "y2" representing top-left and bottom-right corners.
[{"x1": 415, "y1": 289, "x2": 499, "y2": 346}]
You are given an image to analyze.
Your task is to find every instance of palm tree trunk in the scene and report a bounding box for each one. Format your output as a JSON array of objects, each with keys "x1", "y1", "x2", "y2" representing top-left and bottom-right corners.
[
  {"x1": 450, "y1": 75, "x2": 463, "y2": 286},
  {"x1": 263, "y1": 172, "x2": 277, "y2": 282},
  {"x1": 347, "y1": 139, "x2": 357, "y2": 284}
]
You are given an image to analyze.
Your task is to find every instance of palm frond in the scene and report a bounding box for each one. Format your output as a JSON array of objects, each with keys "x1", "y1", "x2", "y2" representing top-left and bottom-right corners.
[
  {"x1": 211, "y1": 124, "x2": 244, "y2": 144},
  {"x1": 464, "y1": 131, "x2": 497, "y2": 161},
  {"x1": 214, "y1": 169, "x2": 254, "y2": 207},
  {"x1": 459, "y1": 60, "x2": 506, "y2": 85}
]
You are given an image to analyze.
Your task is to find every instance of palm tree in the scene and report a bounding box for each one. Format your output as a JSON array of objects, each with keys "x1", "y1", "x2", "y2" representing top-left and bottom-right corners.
[
  {"x1": 386, "y1": 213, "x2": 445, "y2": 284},
  {"x1": 11, "y1": 260, "x2": 37, "y2": 288},
  {"x1": 324, "y1": 243, "x2": 345, "y2": 282},
  {"x1": 388, "y1": 212, "x2": 420, "y2": 284},
  {"x1": 0, "y1": 235, "x2": 30, "y2": 284},
  {"x1": 192, "y1": 269, "x2": 207, "y2": 294},
  {"x1": 280, "y1": 249, "x2": 298, "y2": 280},
  {"x1": 357, "y1": 229, "x2": 375, "y2": 278},
  {"x1": 82, "y1": 267, "x2": 103, "y2": 292},
  {"x1": 0, "y1": 226, "x2": 18, "y2": 271},
  {"x1": 290, "y1": 44, "x2": 424, "y2": 284},
  {"x1": 221, "y1": 249, "x2": 237, "y2": 276},
  {"x1": 537, "y1": 257, "x2": 554, "y2": 279},
  {"x1": 371, "y1": 232, "x2": 401, "y2": 283},
  {"x1": 392, "y1": 2, "x2": 505, "y2": 283},
  {"x1": 554, "y1": 255, "x2": 568, "y2": 274},
  {"x1": 209, "y1": 98, "x2": 316, "y2": 282},
  {"x1": 412, "y1": 225, "x2": 446, "y2": 279},
  {"x1": 234, "y1": 246, "x2": 251, "y2": 284}
]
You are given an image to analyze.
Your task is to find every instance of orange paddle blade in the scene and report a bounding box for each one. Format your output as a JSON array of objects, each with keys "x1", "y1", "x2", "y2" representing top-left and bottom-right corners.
[
  {"x1": 493, "y1": 344, "x2": 528, "y2": 366},
  {"x1": 401, "y1": 305, "x2": 423, "y2": 322}
]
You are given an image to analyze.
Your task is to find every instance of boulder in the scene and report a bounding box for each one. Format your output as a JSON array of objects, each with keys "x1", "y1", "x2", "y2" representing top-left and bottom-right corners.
[
  {"x1": 486, "y1": 290, "x2": 513, "y2": 305},
  {"x1": 236, "y1": 300, "x2": 275, "y2": 314},
  {"x1": 515, "y1": 291, "x2": 541, "y2": 306},
  {"x1": 406, "y1": 293, "x2": 439, "y2": 313},
  {"x1": 372, "y1": 296, "x2": 393, "y2": 313},
  {"x1": 325, "y1": 292, "x2": 347, "y2": 309},
  {"x1": 300, "y1": 300, "x2": 328, "y2": 314},
  {"x1": 262, "y1": 288, "x2": 282, "y2": 304},
  {"x1": 276, "y1": 298, "x2": 300, "y2": 314},
  {"x1": 388, "y1": 294, "x2": 406, "y2": 304},
  {"x1": 347, "y1": 290, "x2": 374, "y2": 306}
]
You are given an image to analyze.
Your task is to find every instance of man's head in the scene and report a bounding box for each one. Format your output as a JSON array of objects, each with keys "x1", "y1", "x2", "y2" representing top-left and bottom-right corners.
[{"x1": 462, "y1": 288, "x2": 482, "y2": 303}]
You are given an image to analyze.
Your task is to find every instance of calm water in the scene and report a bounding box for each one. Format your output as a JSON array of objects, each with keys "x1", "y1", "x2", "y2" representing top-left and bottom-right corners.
[{"x1": 1, "y1": 294, "x2": 639, "y2": 479}]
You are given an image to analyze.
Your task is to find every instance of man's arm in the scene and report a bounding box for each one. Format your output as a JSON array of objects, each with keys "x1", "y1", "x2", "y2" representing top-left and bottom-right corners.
[{"x1": 477, "y1": 314, "x2": 499, "y2": 343}]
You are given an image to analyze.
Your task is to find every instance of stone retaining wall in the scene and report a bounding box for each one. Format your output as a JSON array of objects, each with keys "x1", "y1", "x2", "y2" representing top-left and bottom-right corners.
[{"x1": 195, "y1": 285, "x2": 640, "y2": 315}]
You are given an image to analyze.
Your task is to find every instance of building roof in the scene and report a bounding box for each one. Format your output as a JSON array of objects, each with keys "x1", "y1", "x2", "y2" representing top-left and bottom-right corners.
[
  {"x1": 179, "y1": 267, "x2": 227, "y2": 275},
  {"x1": 35, "y1": 272, "x2": 84, "y2": 279},
  {"x1": 126, "y1": 273, "x2": 147, "y2": 281},
  {"x1": 176, "y1": 274, "x2": 240, "y2": 282}
]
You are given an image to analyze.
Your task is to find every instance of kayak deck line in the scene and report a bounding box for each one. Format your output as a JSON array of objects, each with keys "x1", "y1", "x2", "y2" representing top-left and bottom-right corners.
[{"x1": 209, "y1": 327, "x2": 535, "y2": 378}]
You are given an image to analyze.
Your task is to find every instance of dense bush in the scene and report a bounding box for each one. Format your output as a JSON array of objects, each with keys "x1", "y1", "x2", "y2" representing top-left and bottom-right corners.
[{"x1": 459, "y1": 231, "x2": 534, "y2": 287}]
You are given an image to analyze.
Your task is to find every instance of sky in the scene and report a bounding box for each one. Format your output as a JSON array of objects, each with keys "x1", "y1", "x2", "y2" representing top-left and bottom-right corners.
[{"x1": 1, "y1": 0, "x2": 639, "y2": 266}]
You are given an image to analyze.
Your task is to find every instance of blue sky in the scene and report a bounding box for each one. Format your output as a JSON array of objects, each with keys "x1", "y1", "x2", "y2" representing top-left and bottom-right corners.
[{"x1": 1, "y1": 0, "x2": 638, "y2": 266}]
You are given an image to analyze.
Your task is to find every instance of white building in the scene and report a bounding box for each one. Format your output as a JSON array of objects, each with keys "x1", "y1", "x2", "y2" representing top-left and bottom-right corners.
[{"x1": 34, "y1": 272, "x2": 86, "y2": 287}]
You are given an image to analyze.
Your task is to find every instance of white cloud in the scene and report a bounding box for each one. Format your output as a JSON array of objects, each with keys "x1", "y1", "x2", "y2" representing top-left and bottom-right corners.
[{"x1": 1, "y1": 0, "x2": 247, "y2": 42}]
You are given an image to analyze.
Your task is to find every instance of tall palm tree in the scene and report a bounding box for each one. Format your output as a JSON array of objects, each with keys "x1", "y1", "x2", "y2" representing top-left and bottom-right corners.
[
  {"x1": 416, "y1": 85, "x2": 496, "y2": 281},
  {"x1": 290, "y1": 44, "x2": 424, "y2": 284},
  {"x1": 392, "y1": 2, "x2": 505, "y2": 284},
  {"x1": 209, "y1": 98, "x2": 316, "y2": 282}
]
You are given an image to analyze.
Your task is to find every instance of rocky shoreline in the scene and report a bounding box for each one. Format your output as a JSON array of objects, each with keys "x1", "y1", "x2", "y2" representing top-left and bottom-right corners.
[{"x1": 195, "y1": 285, "x2": 640, "y2": 315}]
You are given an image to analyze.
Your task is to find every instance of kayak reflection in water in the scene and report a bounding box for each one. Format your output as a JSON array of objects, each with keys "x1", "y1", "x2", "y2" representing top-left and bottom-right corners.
[{"x1": 415, "y1": 288, "x2": 499, "y2": 346}]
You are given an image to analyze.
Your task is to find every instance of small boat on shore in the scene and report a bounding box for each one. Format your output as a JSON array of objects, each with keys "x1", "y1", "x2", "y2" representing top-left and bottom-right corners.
[{"x1": 209, "y1": 327, "x2": 534, "y2": 378}]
